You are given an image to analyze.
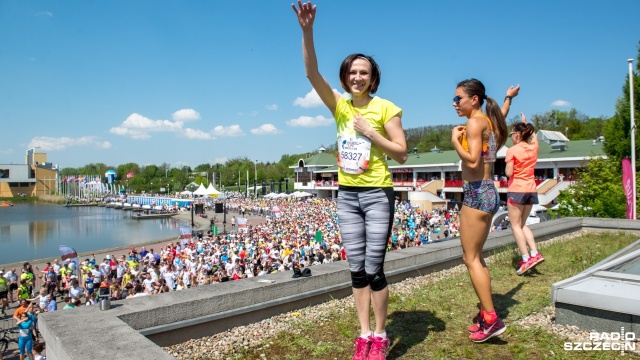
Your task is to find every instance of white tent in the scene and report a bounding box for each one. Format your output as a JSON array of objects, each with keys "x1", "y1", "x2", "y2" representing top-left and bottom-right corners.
[
  {"x1": 193, "y1": 183, "x2": 208, "y2": 196},
  {"x1": 206, "y1": 183, "x2": 220, "y2": 198},
  {"x1": 292, "y1": 191, "x2": 313, "y2": 198},
  {"x1": 180, "y1": 190, "x2": 193, "y2": 196}
]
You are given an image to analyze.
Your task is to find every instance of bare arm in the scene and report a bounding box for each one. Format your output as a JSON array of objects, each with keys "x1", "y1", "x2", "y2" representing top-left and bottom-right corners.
[
  {"x1": 505, "y1": 161, "x2": 514, "y2": 178},
  {"x1": 501, "y1": 84, "x2": 520, "y2": 118},
  {"x1": 292, "y1": 1, "x2": 340, "y2": 114},
  {"x1": 354, "y1": 114, "x2": 408, "y2": 164},
  {"x1": 452, "y1": 117, "x2": 485, "y2": 171}
]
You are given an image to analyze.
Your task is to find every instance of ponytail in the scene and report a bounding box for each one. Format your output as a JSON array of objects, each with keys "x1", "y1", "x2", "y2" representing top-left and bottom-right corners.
[
  {"x1": 484, "y1": 97, "x2": 507, "y2": 148},
  {"x1": 512, "y1": 122, "x2": 535, "y2": 142}
]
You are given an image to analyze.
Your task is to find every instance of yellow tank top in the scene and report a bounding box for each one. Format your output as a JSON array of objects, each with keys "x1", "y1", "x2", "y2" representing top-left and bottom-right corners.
[{"x1": 460, "y1": 114, "x2": 496, "y2": 162}]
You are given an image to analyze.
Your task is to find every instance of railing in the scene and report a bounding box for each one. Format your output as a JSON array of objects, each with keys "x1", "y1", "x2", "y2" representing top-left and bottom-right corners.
[
  {"x1": 444, "y1": 180, "x2": 463, "y2": 187},
  {"x1": 314, "y1": 180, "x2": 429, "y2": 188},
  {"x1": 313, "y1": 179, "x2": 545, "y2": 190},
  {"x1": 315, "y1": 181, "x2": 338, "y2": 187}
]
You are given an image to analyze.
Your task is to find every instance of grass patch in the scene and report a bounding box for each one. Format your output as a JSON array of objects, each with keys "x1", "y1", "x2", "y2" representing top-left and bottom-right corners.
[{"x1": 225, "y1": 232, "x2": 640, "y2": 360}]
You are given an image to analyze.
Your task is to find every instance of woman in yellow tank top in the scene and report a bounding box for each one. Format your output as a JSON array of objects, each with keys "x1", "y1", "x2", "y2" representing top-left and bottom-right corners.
[
  {"x1": 451, "y1": 78, "x2": 519, "y2": 343},
  {"x1": 293, "y1": 2, "x2": 407, "y2": 359}
]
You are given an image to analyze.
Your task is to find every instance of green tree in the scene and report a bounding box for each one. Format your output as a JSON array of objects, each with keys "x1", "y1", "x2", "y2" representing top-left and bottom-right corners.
[
  {"x1": 603, "y1": 42, "x2": 640, "y2": 162},
  {"x1": 60, "y1": 168, "x2": 79, "y2": 176},
  {"x1": 115, "y1": 163, "x2": 140, "y2": 180},
  {"x1": 141, "y1": 165, "x2": 160, "y2": 181},
  {"x1": 78, "y1": 163, "x2": 109, "y2": 175},
  {"x1": 551, "y1": 157, "x2": 626, "y2": 218}
]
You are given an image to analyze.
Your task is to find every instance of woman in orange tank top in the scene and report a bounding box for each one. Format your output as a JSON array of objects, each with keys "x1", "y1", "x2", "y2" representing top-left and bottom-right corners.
[
  {"x1": 506, "y1": 113, "x2": 544, "y2": 276},
  {"x1": 451, "y1": 78, "x2": 519, "y2": 343}
]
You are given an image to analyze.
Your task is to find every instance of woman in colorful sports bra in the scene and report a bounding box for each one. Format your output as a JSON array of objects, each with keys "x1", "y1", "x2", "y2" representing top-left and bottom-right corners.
[
  {"x1": 293, "y1": 2, "x2": 407, "y2": 359},
  {"x1": 451, "y1": 78, "x2": 518, "y2": 343}
]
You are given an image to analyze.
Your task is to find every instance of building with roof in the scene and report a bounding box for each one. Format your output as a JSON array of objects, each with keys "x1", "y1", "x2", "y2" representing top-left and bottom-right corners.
[
  {"x1": 292, "y1": 132, "x2": 606, "y2": 212},
  {"x1": 0, "y1": 147, "x2": 59, "y2": 197}
]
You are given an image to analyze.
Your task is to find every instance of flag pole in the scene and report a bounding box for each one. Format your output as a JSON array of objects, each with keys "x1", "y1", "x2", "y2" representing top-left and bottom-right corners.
[{"x1": 629, "y1": 58, "x2": 636, "y2": 219}]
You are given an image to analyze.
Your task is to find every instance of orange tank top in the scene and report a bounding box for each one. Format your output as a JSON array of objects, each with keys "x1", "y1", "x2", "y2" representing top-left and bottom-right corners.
[{"x1": 460, "y1": 114, "x2": 497, "y2": 163}]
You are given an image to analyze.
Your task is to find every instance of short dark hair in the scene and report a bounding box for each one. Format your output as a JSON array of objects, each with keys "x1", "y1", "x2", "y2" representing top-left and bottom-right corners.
[{"x1": 339, "y1": 53, "x2": 381, "y2": 95}]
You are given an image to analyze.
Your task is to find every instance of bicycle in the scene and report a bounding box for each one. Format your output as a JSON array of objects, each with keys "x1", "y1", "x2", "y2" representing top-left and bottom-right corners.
[{"x1": 0, "y1": 328, "x2": 18, "y2": 355}]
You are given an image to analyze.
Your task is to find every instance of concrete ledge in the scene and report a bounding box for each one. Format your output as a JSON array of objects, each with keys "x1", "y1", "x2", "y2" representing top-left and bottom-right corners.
[
  {"x1": 39, "y1": 217, "x2": 633, "y2": 359},
  {"x1": 555, "y1": 302, "x2": 640, "y2": 337}
]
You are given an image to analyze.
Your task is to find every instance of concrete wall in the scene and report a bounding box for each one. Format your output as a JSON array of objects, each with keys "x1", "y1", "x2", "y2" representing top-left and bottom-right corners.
[{"x1": 39, "y1": 217, "x2": 634, "y2": 360}]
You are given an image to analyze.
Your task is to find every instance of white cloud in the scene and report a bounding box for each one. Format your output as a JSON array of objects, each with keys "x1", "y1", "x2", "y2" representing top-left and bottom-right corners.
[
  {"x1": 286, "y1": 115, "x2": 334, "y2": 127},
  {"x1": 182, "y1": 128, "x2": 213, "y2": 140},
  {"x1": 35, "y1": 11, "x2": 53, "y2": 17},
  {"x1": 213, "y1": 125, "x2": 244, "y2": 137},
  {"x1": 551, "y1": 100, "x2": 571, "y2": 107},
  {"x1": 293, "y1": 89, "x2": 324, "y2": 108},
  {"x1": 250, "y1": 124, "x2": 280, "y2": 135},
  {"x1": 27, "y1": 136, "x2": 111, "y2": 151},
  {"x1": 293, "y1": 89, "x2": 348, "y2": 108},
  {"x1": 110, "y1": 113, "x2": 185, "y2": 139},
  {"x1": 266, "y1": 104, "x2": 278, "y2": 111},
  {"x1": 172, "y1": 108, "x2": 201, "y2": 122}
]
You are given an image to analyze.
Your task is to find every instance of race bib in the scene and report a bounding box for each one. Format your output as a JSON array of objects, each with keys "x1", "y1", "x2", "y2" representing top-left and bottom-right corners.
[
  {"x1": 337, "y1": 133, "x2": 371, "y2": 174},
  {"x1": 484, "y1": 131, "x2": 497, "y2": 163}
]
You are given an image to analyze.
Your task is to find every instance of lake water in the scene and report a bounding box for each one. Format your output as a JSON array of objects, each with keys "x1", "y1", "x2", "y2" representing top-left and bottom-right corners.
[{"x1": 0, "y1": 202, "x2": 188, "y2": 264}]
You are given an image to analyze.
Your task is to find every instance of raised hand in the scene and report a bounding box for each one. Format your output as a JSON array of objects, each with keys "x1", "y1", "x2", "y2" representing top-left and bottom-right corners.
[
  {"x1": 291, "y1": 0, "x2": 316, "y2": 30},
  {"x1": 506, "y1": 84, "x2": 520, "y2": 98},
  {"x1": 521, "y1": 112, "x2": 527, "y2": 123}
]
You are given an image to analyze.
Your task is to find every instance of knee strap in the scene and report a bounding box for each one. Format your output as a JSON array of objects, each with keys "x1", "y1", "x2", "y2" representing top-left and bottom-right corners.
[
  {"x1": 351, "y1": 270, "x2": 369, "y2": 289},
  {"x1": 366, "y1": 271, "x2": 387, "y2": 292}
]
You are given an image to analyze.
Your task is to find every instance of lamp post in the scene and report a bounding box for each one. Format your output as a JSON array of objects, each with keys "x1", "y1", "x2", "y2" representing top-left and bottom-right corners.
[
  {"x1": 191, "y1": 199, "x2": 195, "y2": 228},
  {"x1": 254, "y1": 160, "x2": 258, "y2": 198},
  {"x1": 222, "y1": 198, "x2": 227, "y2": 234}
]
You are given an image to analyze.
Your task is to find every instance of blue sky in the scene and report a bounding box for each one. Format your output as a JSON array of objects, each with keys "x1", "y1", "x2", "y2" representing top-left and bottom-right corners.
[{"x1": 1, "y1": 1, "x2": 638, "y2": 169}]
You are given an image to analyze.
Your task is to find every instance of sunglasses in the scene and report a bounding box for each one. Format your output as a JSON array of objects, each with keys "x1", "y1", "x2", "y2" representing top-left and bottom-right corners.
[{"x1": 453, "y1": 95, "x2": 467, "y2": 105}]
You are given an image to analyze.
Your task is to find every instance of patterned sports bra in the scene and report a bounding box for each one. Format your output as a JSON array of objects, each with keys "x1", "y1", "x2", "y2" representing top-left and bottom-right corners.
[{"x1": 460, "y1": 114, "x2": 497, "y2": 163}]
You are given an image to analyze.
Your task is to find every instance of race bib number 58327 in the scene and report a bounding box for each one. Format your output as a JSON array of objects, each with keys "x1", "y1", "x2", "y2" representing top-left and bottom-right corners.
[{"x1": 338, "y1": 134, "x2": 371, "y2": 174}]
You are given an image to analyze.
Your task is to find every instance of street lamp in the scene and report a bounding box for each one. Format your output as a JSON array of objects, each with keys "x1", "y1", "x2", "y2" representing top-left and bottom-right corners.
[{"x1": 254, "y1": 160, "x2": 258, "y2": 198}]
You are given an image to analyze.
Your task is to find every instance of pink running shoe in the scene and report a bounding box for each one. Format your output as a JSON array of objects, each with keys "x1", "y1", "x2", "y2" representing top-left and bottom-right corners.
[
  {"x1": 469, "y1": 317, "x2": 507, "y2": 343},
  {"x1": 467, "y1": 312, "x2": 482, "y2": 333},
  {"x1": 367, "y1": 336, "x2": 390, "y2": 360},
  {"x1": 516, "y1": 258, "x2": 532, "y2": 275},
  {"x1": 352, "y1": 336, "x2": 371, "y2": 360},
  {"x1": 529, "y1": 253, "x2": 545, "y2": 269}
]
